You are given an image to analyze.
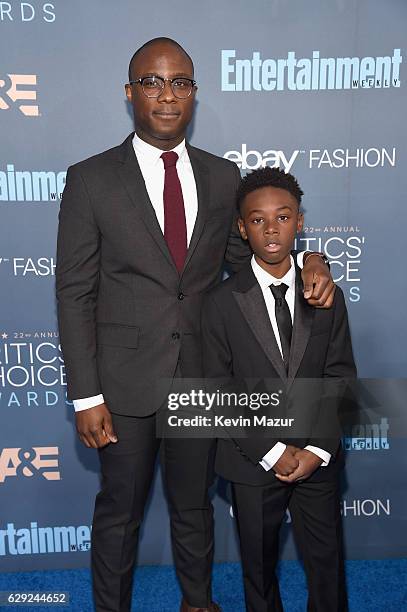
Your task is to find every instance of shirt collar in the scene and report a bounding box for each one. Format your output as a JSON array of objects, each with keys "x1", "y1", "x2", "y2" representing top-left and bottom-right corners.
[
  {"x1": 251, "y1": 255, "x2": 295, "y2": 291},
  {"x1": 132, "y1": 132, "x2": 187, "y2": 165}
]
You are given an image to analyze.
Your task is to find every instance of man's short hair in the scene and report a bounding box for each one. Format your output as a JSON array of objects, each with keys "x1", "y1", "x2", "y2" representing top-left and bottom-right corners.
[
  {"x1": 128, "y1": 37, "x2": 194, "y2": 81},
  {"x1": 237, "y1": 166, "x2": 304, "y2": 212}
]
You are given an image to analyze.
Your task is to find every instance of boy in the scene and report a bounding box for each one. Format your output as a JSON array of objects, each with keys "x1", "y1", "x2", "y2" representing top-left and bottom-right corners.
[{"x1": 201, "y1": 167, "x2": 356, "y2": 611}]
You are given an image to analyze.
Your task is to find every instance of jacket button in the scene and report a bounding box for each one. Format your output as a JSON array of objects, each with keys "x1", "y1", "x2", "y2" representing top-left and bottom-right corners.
[
  {"x1": 178, "y1": 292, "x2": 184, "y2": 300},
  {"x1": 172, "y1": 332, "x2": 180, "y2": 340}
]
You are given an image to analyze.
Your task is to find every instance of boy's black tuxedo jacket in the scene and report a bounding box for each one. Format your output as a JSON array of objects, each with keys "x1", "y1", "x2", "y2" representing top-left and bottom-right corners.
[{"x1": 201, "y1": 262, "x2": 357, "y2": 486}]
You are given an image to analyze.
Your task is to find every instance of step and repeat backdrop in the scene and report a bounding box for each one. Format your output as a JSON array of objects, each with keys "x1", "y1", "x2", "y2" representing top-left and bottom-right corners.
[{"x1": 1, "y1": 0, "x2": 406, "y2": 572}]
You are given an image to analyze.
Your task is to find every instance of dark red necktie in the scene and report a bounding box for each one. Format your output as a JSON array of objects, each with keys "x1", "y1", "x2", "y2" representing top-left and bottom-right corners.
[{"x1": 161, "y1": 151, "x2": 187, "y2": 272}]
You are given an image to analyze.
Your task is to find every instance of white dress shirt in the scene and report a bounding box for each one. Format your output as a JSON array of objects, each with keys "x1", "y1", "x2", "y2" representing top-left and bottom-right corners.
[
  {"x1": 132, "y1": 133, "x2": 198, "y2": 245},
  {"x1": 250, "y1": 255, "x2": 331, "y2": 471}
]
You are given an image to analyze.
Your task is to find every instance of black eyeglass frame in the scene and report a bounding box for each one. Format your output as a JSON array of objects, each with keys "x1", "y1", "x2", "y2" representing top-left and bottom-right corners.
[{"x1": 128, "y1": 75, "x2": 197, "y2": 98}]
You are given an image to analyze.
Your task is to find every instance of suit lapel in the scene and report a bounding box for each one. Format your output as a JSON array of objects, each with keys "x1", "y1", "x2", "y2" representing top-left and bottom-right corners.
[
  {"x1": 181, "y1": 144, "x2": 210, "y2": 274},
  {"x1": 287, "y1": 272, "x2": 315, "y2": 382},
  {"x1": 115, "y1": 134, "x2": 177, "y2": 271},
  {"x1": 232, "y1": 266, "x2": 287, "y2": 381},
  {"x1": 232, "y1": 264, "x2": 316, "y2": 383}
]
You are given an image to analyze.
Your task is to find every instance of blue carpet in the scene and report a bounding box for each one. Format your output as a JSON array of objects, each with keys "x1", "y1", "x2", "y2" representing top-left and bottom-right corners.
[{"x1": 0, "y1": 560, "x2": 406, "y2": 611}]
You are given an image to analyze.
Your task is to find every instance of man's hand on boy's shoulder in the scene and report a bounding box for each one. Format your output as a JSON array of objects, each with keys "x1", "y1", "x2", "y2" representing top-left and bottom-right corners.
[
  {"x1": 301, "y1": 252, "x2": 335, "y2": 308},
  {"x1": 275, "y1": 448, "x2": 323, "y2": 483},
  {"x1": 272, "y1": 445, "x2": 301, "y2": 476}
]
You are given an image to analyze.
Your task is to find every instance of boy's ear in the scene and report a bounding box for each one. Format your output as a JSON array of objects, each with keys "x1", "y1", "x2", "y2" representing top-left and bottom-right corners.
[
  {"x1": 237, "y1": 217, "x2": 248, "y2": 240},
  {"x1": 297, "y1": 211, "x2": 304, "y2": 233}
]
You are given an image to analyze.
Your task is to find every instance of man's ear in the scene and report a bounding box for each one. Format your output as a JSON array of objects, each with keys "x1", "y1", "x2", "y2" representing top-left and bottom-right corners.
[
  {"x1": 238, "y1": 217, "x2": 248, "y2": 240},
  {"x1": 297, "y1": 211, "x2": 304, "y2": 233},
  {"x1": 125, "y1": 83, "x2": 133, "y2": 103}
]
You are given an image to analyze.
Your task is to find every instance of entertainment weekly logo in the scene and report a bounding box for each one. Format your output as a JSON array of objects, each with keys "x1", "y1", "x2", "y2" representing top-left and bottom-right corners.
[
  {"x1": 0, "y1": 75, "x2": 39, "y2": 116},
  {"x1": 0, "y1": 330, "x2": 71, "y2": 409},
  {"x1": 0, "y1": 165, "x2": 66, "y2": 202},
  {"x1": 343, "y1": 418, "x2": 390, "y2": 451},
  {"x1": 221, "y1": 49, "x2": 402, "y2": 92},
  {"x1": 223, "y1": 145, "x2": 396, "y2": 172},
  {"x1": 0, "y1": 522, "x2": 90, "y2": 556},
  {"x1": 0, "y1": 446, "x2": 60, "y2": 483}
]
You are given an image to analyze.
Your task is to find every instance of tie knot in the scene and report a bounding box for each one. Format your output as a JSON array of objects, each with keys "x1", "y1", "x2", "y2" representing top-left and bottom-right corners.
[
  {"x1": 161, "y1": 151, "x2": 179, "y2": 169},
  {"x1": 270, "y1": 283, "x2": 288, "y2": 301}
]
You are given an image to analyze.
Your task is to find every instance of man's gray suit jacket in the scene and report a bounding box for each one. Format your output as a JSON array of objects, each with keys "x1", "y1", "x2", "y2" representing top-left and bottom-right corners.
[{"x1": 56, "y1": 133, "x2": 249, "y2": 416}]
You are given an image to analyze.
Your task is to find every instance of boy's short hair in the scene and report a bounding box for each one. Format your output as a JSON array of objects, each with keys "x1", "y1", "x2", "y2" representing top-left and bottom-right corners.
[{"x1": 237, "y1": 166, "x2": 304, "y2": 212}]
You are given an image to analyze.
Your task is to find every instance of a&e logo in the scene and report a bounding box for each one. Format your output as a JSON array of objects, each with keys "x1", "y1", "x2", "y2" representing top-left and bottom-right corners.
[
  {"x1": 0, "y1": 74, "x2": 39, "y2": 116},
  {"x1": 0, "y1": 447, "x2": 60, "y2": 482}
]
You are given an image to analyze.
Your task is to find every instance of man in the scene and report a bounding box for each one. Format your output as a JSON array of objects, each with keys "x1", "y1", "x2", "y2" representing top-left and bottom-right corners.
[{"x1": 56, "y1": 37, "x2": 335, "y2": 612}]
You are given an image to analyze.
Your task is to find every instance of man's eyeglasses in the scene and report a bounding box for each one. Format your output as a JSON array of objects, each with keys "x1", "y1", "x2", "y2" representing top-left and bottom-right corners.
[{"x1": 128, "y1": 75, "x2": 197, "y2": 99}]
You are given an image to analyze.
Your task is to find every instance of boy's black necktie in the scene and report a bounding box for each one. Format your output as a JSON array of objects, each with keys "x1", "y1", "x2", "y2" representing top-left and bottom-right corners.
[{"x1": 269, "y1": 283, "x2": 292, "y2": 371}]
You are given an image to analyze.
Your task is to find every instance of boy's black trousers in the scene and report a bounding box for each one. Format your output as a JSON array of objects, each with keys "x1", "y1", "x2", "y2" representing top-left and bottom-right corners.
[{"x1": 232, "y1": 475, "x2": 348, "y2": 612}]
